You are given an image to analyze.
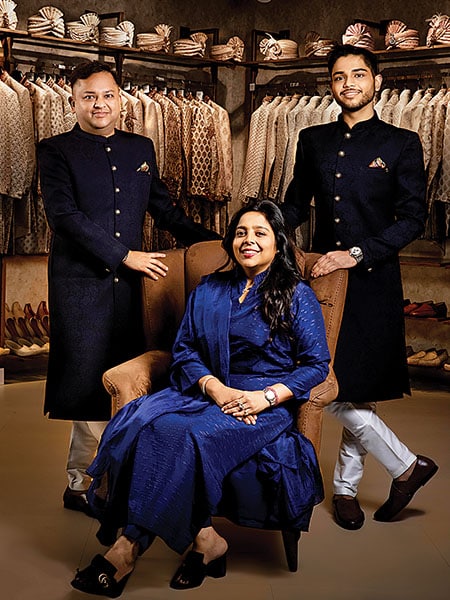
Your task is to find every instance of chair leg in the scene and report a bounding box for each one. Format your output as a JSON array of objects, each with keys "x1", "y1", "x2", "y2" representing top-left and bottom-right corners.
[{"x1": 281, "y1": 529, "x2": 301, "y2": 572}]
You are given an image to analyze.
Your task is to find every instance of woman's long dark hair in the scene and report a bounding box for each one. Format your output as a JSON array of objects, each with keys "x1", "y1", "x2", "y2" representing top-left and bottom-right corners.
[{"x1": 221, "y1": 200, "x2": 304, "y2": 338}]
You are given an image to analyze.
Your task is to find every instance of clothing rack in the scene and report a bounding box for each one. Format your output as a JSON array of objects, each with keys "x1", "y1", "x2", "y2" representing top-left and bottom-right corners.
[
  {"x1": 11, "y1": 58, "x2": 69, "y2": 83},
  {"x1": 249, "y1": 71, "x2": 331, "y2": 111},
  {"x1": 380, "y1": 63, "x2": 445, "y2": 91},
  {"x1": 120, "y1": 57, "x2": 215, "y2": 91},
  {"x1": 123, "y1": 77, "x2": 216, "y2": 96},
  {"x1": 123, "y1": 78, "x2": 216, "y2": 102}
]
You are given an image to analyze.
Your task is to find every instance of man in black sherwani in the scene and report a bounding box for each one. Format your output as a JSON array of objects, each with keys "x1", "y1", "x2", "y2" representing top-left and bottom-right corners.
[
  {"x1": 281, "y1": 44, "x2": 438, "y2": 529},
  {"x1": 38, "y1": 60, "x2": 220, "y2": 514}
]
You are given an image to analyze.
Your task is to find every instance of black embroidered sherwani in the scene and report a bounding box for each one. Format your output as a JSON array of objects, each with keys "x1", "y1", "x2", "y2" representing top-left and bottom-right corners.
[
  {"x1": 38, "y1": 125, "x2": 219, "y2": 420},
  {"x1": 282, "y1": 114, "x2": 426, "y2": 403}
]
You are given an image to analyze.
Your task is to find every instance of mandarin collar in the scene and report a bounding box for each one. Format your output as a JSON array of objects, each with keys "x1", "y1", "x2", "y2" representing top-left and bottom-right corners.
[
  {"x1": 72, "y1": 123, "x2": 118, "y2": 143},
  {"x1": 337, "y1": 112, "x2": 379, "y2": 134},
  {"x1": 235, "y1": 267, "x2": 270, "y2": 287}
]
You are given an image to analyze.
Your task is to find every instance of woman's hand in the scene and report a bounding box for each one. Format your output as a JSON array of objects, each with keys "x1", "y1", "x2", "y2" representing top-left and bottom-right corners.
[
  {"x1": 123, "y1": 250, "x2": 168, "y2": 279},
  {"x1": 221, "y1": 390, "x2": 269, "y2": 426},
  {"x1": 203, "y1": 379, "x2": 291, "y2": 426},
  {"x1": 202, "y1": 379, "x2": 261, "y2": 425}
]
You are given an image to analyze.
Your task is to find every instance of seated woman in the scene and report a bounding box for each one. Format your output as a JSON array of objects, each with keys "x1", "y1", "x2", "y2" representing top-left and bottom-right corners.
[{"x1": 71, "y1": 200, "x2": 330, "y2": 597}]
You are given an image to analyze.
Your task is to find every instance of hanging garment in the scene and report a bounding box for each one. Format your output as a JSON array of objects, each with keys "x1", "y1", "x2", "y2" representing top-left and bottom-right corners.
[
  {"x1": 169, "y1": 92, "x2": 193, "y2": 193},
  {"x1": 434, "y1": 102, "x2": 450, "y2": 206},
  {"x1": 268, "y1": 95, "x2": 301, "y2": 202},
  {"x1": 0, "y1": 195, "x2": 14, "y2": 253},
  {"x1": 238, "y1": 96, "x2": 274, "y2": 201},
  {"x1": 309, "y1": 94, "x2": 335, "y2": 126},
  {"x1": 380, "y1": 88, "x2": 400, "y2": 124},
  {"x1": 134, "y1": 90, "x2": 165, "y2": 172},
  {"x1": 321, "y1": 97, "x2": 340, "y2": 124},
  {"x1": 399, "y1": 88, "x2": 425, "y2": 132},
  {"x1": 46, "y1": 77, "x2": 77, "y2": 132},
  {"x1": 28, "y1": 81, "x2": 53, "y2": 142},
  {"x1": 262, "y1": 95, "x2": 283, "y2": 197},
  {"x1": 207, "y1": 97, "x2": 233, "y2": 202},
  {"x1": 120, "y1": 89, "x2": 144, "y2": 136},
  {"x1": 152, "y1": 91, "x2": 183, "y2": 200},
  {"x1": 280, "y1": 95, "x2": 313, "y2": 202},
  {"x1": 0, "y1": 79, "x2": 26, "y2": 199},
  {"x1": 35, "y1": 77, "x2": 66, "y2": 137},
  {"x1": 418, "y1": 87, "x2": 446, "y2": 169},
  {"x1": 426, "y1": 89, "x2": 449, "y2": 193},
  {"x1": 2, "y1": 73, "x2": 35, "y2": 193},
  {"x1": 409, "y1": 88, "x2": 434, "y2": 134},
  {"x1": 189, "y1": 97, "x2": 218, "y2": 201},
  {"x1": 391, "y1": 88, "x2": 411, "y2": 127},
  {"x1": 375, "y1": 88, "x2": 391, "y2": 118}
]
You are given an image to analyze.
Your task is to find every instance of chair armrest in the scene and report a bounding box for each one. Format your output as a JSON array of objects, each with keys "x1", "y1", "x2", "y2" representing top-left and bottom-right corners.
[
  {"x1": 298, "y1": 257, "x2": 347, "y2": 456},
  {"x1": 103, "y1": 350, "x2": 172, "y2": 416},
  {"x1": 296, "y1": 365, "x2": 338, "y2": 455},
  {"x1": 309, "y1": 367, "x2": 338, "y2": 408}
]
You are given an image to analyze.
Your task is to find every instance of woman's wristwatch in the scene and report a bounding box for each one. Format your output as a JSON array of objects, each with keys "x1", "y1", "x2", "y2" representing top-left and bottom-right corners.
[{"x1": 263, "y1": 386, "x2": 279, "y2": 407}]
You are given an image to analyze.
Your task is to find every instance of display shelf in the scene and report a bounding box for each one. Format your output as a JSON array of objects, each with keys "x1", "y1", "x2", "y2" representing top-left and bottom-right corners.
[
  {"x1": 0, "y1": 26, "x2": 240, "y2": 89},
  {"x1": 0, "y1": 352, "x2": 48, "y2": 383},
  {"x1": 408, "y1": 364, "x2": 450, "y2": 391},
  {"x1": 245, "y1": 43, "x2": 450, "y2": 70},
  {"x1": 405, "y1": 317, "x2": 450, "y2": 355}
]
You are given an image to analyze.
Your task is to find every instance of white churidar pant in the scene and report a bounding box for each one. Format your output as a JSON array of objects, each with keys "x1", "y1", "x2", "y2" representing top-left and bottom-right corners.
[
  {"x1": 325, "y1": 402, "x2": 416, "y2": 497},
  {"x1": 67, "y1": 420, "x2": 108, "y2": 491}
]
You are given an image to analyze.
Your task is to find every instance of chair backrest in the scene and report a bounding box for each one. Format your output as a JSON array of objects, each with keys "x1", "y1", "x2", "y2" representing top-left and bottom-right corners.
[
  {"x1": 184, "y1": 240, "x2": 230, "y2": 296},
  {"x1": 141, "y1": 241, "x2": 229, "y2": 351},
  {"x1": 141, "y1": 248, "x2": 186, "y2": 351}
]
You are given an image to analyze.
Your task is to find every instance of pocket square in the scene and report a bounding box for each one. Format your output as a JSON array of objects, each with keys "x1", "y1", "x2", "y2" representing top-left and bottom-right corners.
[
  {"x1": 368, "y1": 157, "x2": 387, "y2": 169},
  {"x1": 136, "y1": 161, "x2": 151, "y2": 173}
]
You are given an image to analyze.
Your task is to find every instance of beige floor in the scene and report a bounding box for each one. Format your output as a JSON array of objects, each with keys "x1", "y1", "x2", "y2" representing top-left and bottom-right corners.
[{"x1": 0, "y1": 380, "x2": 449, "y2": 600}]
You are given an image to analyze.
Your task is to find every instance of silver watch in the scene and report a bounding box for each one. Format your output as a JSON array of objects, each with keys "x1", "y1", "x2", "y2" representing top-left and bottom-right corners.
[
  {"x1": 349, "y1": 246, "x2": 363, "y2": 264},
  {"x1": 263, "y1": 387, "x2": 277, "y2": 407}
]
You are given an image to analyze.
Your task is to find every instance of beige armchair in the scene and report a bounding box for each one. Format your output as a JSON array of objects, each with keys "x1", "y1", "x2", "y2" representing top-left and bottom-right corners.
[{"x1": 103, "y1": 240, "x2": 348, "y2": 571}]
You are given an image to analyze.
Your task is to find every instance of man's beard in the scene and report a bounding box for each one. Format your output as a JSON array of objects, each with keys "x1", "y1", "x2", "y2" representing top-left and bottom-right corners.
[{"x1": 335, "y1": 89, "x2": 375, "y2": 113}]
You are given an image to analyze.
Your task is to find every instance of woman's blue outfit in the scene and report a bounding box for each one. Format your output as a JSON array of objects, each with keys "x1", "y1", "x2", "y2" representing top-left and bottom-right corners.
[{"x1": 87, "y1": 269, "x2": 330, "y2": 554}]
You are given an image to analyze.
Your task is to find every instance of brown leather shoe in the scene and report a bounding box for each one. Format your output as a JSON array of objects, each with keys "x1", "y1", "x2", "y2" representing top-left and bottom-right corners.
[
  {"x1": 332, "y1": 495, "x2": 364, "y2": 530},
  {"x1": 404, "y1": 300, "x2": 432, "y2": 315},
  {"x1": 373, "y1": 455, "x2": 438, "y2": 522},
  {"x1": 409, "y1": 302, "x2": 447, "y2": 319}
]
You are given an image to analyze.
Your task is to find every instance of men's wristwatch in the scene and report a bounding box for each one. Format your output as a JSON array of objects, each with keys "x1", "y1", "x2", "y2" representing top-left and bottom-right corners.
[
  {"x1": 263, "y1": 387, "x2": 278, "y2": 407},
  {"x1": 348, "y1": 246, "x2": 364, "y2": 264}
]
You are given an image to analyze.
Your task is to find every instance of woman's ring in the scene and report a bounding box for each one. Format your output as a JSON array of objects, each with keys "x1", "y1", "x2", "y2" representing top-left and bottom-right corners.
[
  {"x1": 244, "y1": 408, "x2": 249, "y2": 416},
  {"x1": 238, "y1": 401, "x2": 244, "y2": 410}
]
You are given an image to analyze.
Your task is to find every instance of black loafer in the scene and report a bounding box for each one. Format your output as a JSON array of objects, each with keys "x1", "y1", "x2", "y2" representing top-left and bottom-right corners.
[
  {"x1": 333, "y1": 495, "x2": 365, "y2": 530},
  {"x1": 170, "y1": 550, "x2": 227, "y2": 590},
  {"x1": 71, "y1": 554, "x2": 132, "y2": 598},
  {"x1": 374, "y1": 455, "x2": 438, "y2": 522},
  {"x1": 63, "y1": 486, "x2": 95, "y2": 517}
]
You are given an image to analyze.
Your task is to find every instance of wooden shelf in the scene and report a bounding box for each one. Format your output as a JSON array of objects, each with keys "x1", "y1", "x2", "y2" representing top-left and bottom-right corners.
[
  {"x1": 0, "y1": 27, "x2": 241, "y2": 74},
  {"x1": 243, "y1": 43, "x2": 450, "y2": 69}
]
